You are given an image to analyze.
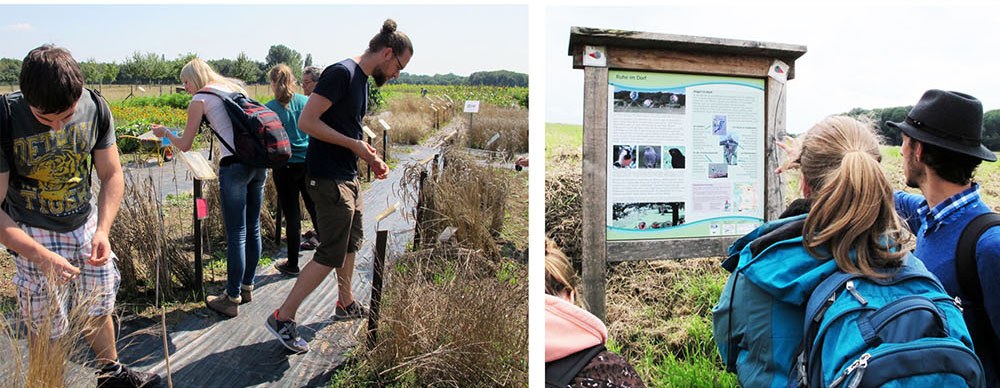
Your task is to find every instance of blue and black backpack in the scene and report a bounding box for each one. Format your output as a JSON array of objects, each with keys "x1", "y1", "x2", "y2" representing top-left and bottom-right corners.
[{"x1": 793, "y1": 257, "x2": 986, "y2": 387}]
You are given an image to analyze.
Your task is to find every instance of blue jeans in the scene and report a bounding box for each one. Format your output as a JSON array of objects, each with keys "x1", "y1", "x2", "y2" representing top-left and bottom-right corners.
[{"x1": 218, "y1": 163, "x2": 268, "y2": 298}]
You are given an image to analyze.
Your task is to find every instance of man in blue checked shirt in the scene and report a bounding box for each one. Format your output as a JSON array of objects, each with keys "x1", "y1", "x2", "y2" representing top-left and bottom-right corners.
[{"x1": 889, "y1": 89, "x2": 1000, "y2": 385}]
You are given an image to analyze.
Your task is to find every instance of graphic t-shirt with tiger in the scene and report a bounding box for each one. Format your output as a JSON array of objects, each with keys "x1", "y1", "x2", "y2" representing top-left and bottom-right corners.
[{"x1": 0, "y1": 90, "x2": 115, "y2": 232}]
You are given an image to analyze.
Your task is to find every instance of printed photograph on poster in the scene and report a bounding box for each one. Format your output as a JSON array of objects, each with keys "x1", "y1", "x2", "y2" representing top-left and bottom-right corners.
[
  {"x1": 612, "y1": 145, "x2": 638, "y2": 168},
  {"x1": 638, "y1": 145, "x2": 661, "y2": 169},
  {"x1": 708, "y1": 163, "x2": 728, "y2": 179},
  {"x1": 733, "y1": 183, "x2": 758, "y2": 212},
  {"x1": 665, "y1": 147, "x2": 686, "y2": 169},
  {"x1": 719, "y1": 132, "x2": 739, "y2": 165},
  {"x1": 711, "y1": 114, "x2": 727, "y2": 136},
  {"x1": 612, "y1": 88, "x2": 685, "y2": 114},
  {"x1": 611, "y1": 202, "x2": 686, "y2": 230}
]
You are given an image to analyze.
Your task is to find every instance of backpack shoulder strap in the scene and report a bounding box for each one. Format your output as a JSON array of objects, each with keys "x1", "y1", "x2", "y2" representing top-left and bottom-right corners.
[
  {"x1": 1, "y1": 93, "x2": 15, "y2": 174},
  {"x1": 956, "y1": 212, "x2": 1000, "y2": 305},
  {"x1": 193, "y1": 88, "x2": 237, "y2": 157},
  {"x1": 88, "y1": 88, "x2": 111, "y2": 145},
  {"x1": 544, "y1": 344, "x2": 606, "y2": 387},
  {"x1": 85, "y1": 89, "x2": 112, "y2": 176}
]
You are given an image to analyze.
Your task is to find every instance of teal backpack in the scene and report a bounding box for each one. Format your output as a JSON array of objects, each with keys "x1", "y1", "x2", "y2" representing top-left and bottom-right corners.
[{"x1": 793, "y1": 257, "x2": 985, "y2": 387}]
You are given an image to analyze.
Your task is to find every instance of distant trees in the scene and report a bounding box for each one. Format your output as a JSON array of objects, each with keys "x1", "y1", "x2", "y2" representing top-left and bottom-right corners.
[
  {"x1": 392, "y1": 70, "x2": 528, "y2": 87},
  {"x1": 265, "y1": 44, "x2": 302, "y2": 80},
  {"x1": 845, "y1": 105, "x2": 1000, "y2": 151},
  {"x1": 0, "y1": 58, "x2": 20, "y2": 84},
  {"x1": 468, "y1": 70, "x2": 528, "y2": 87},
  {"x1": 230, "y1": 52, "x2": 262, "y2": 84},
  {"x1": 0, "y1": 45, "x2": 528, "y2": 91}
]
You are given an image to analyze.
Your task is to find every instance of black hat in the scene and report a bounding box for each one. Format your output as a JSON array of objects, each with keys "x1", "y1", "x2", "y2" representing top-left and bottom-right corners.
[{"x1": 886, "y1": 89, "x2": 996, "y2": 162}]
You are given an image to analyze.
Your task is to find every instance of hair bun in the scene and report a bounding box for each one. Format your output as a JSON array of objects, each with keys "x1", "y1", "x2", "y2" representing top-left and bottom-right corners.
[{"x1": 381, "y1": 19, "x2": 397, "y2": 34}]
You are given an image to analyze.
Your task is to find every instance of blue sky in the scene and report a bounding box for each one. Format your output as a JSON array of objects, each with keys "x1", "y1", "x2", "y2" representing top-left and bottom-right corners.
[
  {"x1": 0, "y1": 4, "x2": 528, "y2": 76},
  {"x1": 546, "y1": 4, "x2": 1000, "y2": 133}
]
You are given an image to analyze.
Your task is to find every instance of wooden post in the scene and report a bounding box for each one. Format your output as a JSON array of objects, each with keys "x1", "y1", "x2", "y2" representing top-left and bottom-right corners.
[
  {"x1": 765, "y1": 77, "x2": 788, "y2": 222},
  {"x1": 432, "y1": 153, "x2": 440, "y2": 178},
  {"x1": 379, "y1": 119, "x2": 391, "y2": 164},
  {"x1": 193, "y1": 179, "x2": 205, "y2": 299},
  {"x1": 367, "y1": 135, "x2": 373, "y2": 182},
  {"x1": 413, "y1": 170, "x2": 428, "y2": 250},
  {"x1": 581, "y1": 66, "x2": 609, "y2": 321},
  {"x1": 366, "y1": 229, "x2": 389, "y2": 350}
]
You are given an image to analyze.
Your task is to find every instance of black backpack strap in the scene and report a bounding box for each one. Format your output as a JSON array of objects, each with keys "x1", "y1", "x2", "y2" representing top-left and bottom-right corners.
[
  {"x1": 0, "y1": 93, "x2": 12, "y2": 174},
  {"x1": 545, "y1": 343, "x2": 606, "y2": 387},
  {"x1": 194, "y1": 88, "x2": 238, "y2": 157},
  {"x1": 956, "y1": 211, "x2": 1000, "y2": 368},
  {"x1": 957, "y1": 212, "x2": 1000, "y2": 305},
  {"x1": 87, "y1": 89, "x2": 111, "y2": 175}
]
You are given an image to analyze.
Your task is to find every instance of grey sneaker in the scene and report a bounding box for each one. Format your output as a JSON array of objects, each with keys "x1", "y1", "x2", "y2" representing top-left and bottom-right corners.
[
  {"x1": 265, "y1": 310, "x2": 309, "y2": 353},
  {"x1": 97, "y1": 363, "x2": 161, "y2": 387},
  {"x1": 333, "y1": 301, "x2": 368, "y2": 321},
  {"x1": 206, "y1": 292, "x2": 240, "y2": 317}
]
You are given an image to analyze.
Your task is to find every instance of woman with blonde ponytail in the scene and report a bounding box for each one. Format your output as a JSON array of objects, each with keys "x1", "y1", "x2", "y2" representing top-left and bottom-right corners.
[{"x1": 712, "y1": 116, "x2": 926, "y2": 387}]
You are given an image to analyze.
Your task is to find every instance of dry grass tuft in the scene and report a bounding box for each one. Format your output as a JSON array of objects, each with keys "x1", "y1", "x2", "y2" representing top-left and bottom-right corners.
[
  {"x1": 361, "y1": 246, "x2": 527, "y2": 387},
  {"x1": 111, "y1": 172, "x2": 195, "y2": 299},
  {"x1": 544, "y1": 153, "x2": 582, "y2": 262},
  {"x1": 384, "y1": 96, "x2": 436, "y2": 145},
  {"x1": 401, "y1": 147, "x2": 511, "y2": 257},
  {"x1": 1, "y1": 283, "x2": 109, "y2": 387},
  {"x1": 466, "y1": 105, "x2": 528, "y2": 156}
]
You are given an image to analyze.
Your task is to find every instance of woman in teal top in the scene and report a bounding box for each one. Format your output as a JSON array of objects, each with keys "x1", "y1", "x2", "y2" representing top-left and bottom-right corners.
[{"x1": 266, "y1": 64, "x2": 316, "y2": 276}]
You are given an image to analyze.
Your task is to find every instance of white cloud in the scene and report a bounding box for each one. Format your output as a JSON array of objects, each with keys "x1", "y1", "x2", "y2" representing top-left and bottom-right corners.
[{"x1": 5, "y1": 23, "x2": 33, "y2": 32}]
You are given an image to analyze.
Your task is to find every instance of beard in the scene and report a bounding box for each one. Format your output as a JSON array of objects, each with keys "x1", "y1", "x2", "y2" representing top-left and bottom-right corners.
[
  {"x1": 372, "y1": 65, "x2": 389, "y2": 87},
  {"x1": 904, "y1": 150, "x2": 924, "y2": 189}
]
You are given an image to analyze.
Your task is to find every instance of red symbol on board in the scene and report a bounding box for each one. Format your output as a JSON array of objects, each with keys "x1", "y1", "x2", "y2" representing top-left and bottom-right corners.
[
  {"x1": 589, "y1": 51, "x2": 602, "y2": 60},
  {"x1": 773, "y1": 65, "x2": 785, "y2": 74}
]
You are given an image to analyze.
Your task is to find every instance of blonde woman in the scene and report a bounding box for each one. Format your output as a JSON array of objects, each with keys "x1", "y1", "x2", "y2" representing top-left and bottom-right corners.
[
  {"x1": 711, "y1": 116, "x2": 976, "y2": 387},
  {"x1": 265, "y1": 64, "x2": 316, "y2": 276},
  {"x1": 152, "y1": 58, "x2": 266, "y2": 317},
  {"x1": 545, "y1": 239, "x2": 644, "y2": 387}
]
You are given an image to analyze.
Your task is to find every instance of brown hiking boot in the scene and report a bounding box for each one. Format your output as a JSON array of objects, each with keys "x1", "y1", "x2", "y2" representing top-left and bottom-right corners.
[
  {"x1": 240, "y1": 285, "x2": 253, "y2": 304},
  {"x1": 207, "y1": 292, "x2": 240, "y2": 317}
]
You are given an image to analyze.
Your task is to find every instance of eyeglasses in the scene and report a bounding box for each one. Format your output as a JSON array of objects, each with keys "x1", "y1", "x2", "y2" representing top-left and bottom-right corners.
[{"x1": 394, "y1": 54, "x2": 405, "y2": 71}]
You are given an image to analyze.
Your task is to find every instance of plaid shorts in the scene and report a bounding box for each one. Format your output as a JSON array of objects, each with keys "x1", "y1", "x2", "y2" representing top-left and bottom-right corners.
[{"x1": 11, "y1": 215, "x2": 121, "y2": 338}]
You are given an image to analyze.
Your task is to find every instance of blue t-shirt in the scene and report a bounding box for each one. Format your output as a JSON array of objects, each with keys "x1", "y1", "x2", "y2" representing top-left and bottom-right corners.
[
  {"x1": 265, "y1": 93, "x2": 309, "y2": 164},
  {"x1": 306, "y1": 59, "x2": 368, "y2": 181}
]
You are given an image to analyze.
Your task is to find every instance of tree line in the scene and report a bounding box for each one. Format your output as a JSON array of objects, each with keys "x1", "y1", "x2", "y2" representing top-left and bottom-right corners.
[
  {"x1": 0, "y1": 45, "x2": 308, "y2": 86},
  {"x1": 392, "y1": 70, "x2": 528, "y2": 87},
  {"x1": 845, "y1": 106, "x2": 1000, "y2": 151},
  {"x1": 0, "y1": 44, "x2": 527, "y2": 88}
]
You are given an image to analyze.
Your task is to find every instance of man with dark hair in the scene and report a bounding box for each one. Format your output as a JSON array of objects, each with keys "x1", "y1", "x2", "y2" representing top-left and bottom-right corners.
[
  {"x1": 889, "y1": 89, "x2": 1000, "y2": 385},
  {"x1": 265, "y1": 19, "x2": 411, "y2": 353},
  {"x1": 0, "y1": 45, "x2": 160, "y2": 386}
]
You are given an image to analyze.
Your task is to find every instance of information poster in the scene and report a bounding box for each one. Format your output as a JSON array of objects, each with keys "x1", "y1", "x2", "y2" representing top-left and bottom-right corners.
[{"x1": 606, "y1": 70, "x2": 765, "y2": 240}]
